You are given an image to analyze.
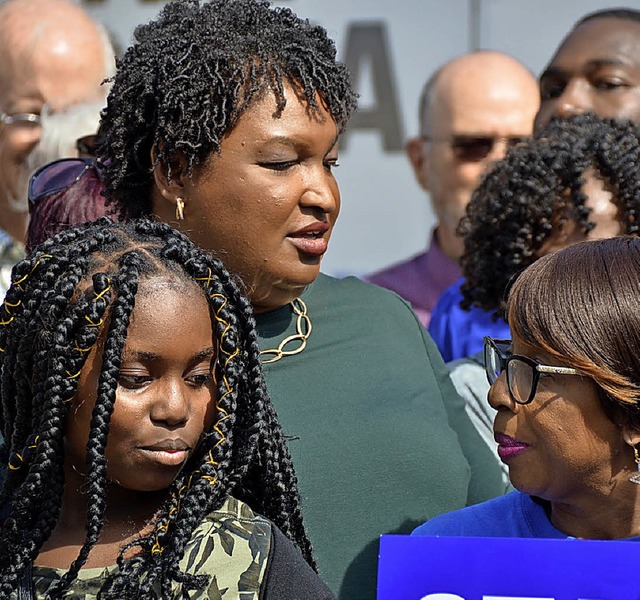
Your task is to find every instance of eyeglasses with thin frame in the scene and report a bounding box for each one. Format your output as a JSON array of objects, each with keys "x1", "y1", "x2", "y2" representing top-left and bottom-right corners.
[
  {"x1": 28, "y1": 158, "x2": 100, "y2": 209},
  {"x1": 483, "y1": 336, "x2": 582, "y2": 405},
  {"x1": 0, "y1": 112, "x2": 41, "y2": 127},
  {"x1": 422, "y1": 134, "x2": 530, "y2": 162}
]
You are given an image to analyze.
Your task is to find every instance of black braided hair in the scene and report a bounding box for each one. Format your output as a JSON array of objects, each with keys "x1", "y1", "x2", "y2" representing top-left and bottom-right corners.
[
  {"x1": 459, "y1": 113, "x2": 640, "y2": 318},
  {"x1": 0, "y1": 217, "x2": 313, "y2": 598},
  {"x1": 99, "y1": 0, "x2": 357, "y2": 216}
]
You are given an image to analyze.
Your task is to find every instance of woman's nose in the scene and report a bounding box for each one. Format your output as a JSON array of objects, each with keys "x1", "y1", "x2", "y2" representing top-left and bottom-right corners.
[
  {"x1": 150, "y1": 380, "x2": 189, "y2": 427},
  {"x1": 487, "y1": 373, "x2": 517, "y2": 412},
  {"x1": 300, "y1": 166, "x2": 339, "y2": 214}
]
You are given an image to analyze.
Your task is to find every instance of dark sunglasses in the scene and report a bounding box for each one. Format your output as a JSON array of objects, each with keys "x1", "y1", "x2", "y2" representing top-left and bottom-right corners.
[
  {"x1": 28, "y1": 158, "x2": 100, "y2": 209},
  {"x1": 422, "y1": 134, "x2": 529, "y2": 162}
]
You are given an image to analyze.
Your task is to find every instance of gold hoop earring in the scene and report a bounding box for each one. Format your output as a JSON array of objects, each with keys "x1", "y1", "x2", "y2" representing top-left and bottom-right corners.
[
  {"x1": 176, "y1": 197, "x2": 185, "y2": 221},
  {"x1": 630, "y1": 445, "x2": 640, "y2": 485}
]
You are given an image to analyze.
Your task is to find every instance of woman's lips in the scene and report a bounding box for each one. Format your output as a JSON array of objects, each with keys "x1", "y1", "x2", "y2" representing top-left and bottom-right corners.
[
  {"x1": 288, "y1": 223, "x2": 330, "y2": 256},
  {"x1": 139, "y1": 448, "x2": 190, "y2": 467},
  {"x1": 288, "y1": 236, "x2": 328, "y2": 256},
  {"x1": 494, "y1": 432, "x2": 529, "y2": 462},
  {"x1": 139, "y1": 440, "x2": 191, "y2": 467}
]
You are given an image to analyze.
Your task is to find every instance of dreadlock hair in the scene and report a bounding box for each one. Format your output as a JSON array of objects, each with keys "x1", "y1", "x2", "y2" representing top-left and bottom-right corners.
[
  {"x1": 99, "y1": 0, "x2": 357, "y2": 216},
  {"x1": 0, "y1": 217, "x2": 313, "y2": 598},
  {"x1": 459, "y1": 113, "x2": 640, "y2": 319}
]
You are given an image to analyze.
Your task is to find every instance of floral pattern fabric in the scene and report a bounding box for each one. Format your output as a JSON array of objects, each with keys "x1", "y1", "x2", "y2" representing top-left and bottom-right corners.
[{"x1": 31, "y1": 497, "x2": 272, "y2": 599}]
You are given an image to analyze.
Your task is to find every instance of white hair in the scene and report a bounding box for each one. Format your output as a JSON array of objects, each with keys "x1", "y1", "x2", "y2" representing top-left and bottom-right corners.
[
  {"x1": 1, "y1": 0, "x2": 116, "y2": 214},
  {"x1": 26, "y1": 99, "x2": 105, "y2": 176},
  {"x1": 8, "y1": 97, "x2": 105, "y2": 215}
]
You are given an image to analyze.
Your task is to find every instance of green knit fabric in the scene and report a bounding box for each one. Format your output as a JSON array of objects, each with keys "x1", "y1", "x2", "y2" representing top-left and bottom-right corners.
[{"x1": 256, "y1": 274, "x2": 506, "y2": 600}]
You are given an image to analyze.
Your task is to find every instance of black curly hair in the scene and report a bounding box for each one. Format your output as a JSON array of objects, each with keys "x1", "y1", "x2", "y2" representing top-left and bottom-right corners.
[
  {"x1": 99, "y1": 0, "x2": 357, "y2": 216},
  {"x1": 459, "y1": 113, "x2": 640, "y2": 318},
  {"x1": 0, "y1": 218, "x2": 313, "y2": 598}
]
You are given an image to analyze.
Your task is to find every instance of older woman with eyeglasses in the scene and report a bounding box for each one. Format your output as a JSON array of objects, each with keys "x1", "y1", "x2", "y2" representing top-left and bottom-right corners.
[{"x1": 414, "y1": 236, "x2": 640, "y2": 540}]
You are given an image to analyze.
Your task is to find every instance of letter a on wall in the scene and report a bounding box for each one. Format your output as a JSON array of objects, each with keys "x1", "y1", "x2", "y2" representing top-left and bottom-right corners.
[{"x1": 341, "y1": 22, "x2": 404, "y2": 152}]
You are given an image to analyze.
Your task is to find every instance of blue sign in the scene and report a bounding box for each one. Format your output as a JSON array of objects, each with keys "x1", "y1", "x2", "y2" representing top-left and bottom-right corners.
[{"x1": 377, "y1": 534, "x2": 640, "y2": 600}]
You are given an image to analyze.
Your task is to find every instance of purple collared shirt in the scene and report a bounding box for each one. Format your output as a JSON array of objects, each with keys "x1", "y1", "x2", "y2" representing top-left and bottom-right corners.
[{"x1": 364, "y1": 232, "x2": 462, "y2": 327}]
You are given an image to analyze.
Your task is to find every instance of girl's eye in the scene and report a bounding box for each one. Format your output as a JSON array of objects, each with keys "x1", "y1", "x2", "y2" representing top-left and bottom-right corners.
[
  {"x1": 118, "y1": 374, "x2": 152, "y2": 389},
  {"x1": 188, "y1": 373, "x2": 213, "y2": 387}
]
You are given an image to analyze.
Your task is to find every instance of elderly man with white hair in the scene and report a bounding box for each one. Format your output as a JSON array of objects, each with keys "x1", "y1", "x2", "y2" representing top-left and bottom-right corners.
[{"x1": 0, "y1": 0, "x2": 114, "y2": 290}]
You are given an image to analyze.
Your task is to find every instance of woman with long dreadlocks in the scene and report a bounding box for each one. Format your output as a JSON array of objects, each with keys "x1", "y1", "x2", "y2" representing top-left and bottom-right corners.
[
  {"x1": 0, "y1": 218, "x2": 333, "y2": 598},
  {"x1": 98, "y1": 2, "x2": 506, "y2": 595}
]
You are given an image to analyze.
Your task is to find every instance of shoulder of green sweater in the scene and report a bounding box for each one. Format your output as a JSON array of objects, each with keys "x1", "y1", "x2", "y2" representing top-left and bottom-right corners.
[
  {"x1": 311, "y1": 273, "x2": 422, "y2": 321},
  {"x1": 311, "y1": 274, "x2": 445, "y2": 365}
]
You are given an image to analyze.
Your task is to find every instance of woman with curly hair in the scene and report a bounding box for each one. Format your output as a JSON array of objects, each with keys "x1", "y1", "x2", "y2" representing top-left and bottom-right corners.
[
  {"x1": 97, "y1": 1, "x2": 506, "y2": 596},
  {"x1": 429, "y1": 113, "x2": 640, "y2": 363},
  {"x1": 0, "y1": 218, "x2": 332, "y2": 599},
  {"x1": 429, "y1": 113, "x2": 640, "y2": 465}
]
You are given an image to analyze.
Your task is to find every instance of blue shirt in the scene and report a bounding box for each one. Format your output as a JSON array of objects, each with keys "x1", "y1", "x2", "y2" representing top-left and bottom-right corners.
[
  {"x1": 428, "y1": 277, "x2": 509, "y2": 362},
  {"x1": 412, "y1": 491, "x2": 565, "y2": 538},
  {"x1": 413, "y1": 490, "x2": 640, "y2": 542}
]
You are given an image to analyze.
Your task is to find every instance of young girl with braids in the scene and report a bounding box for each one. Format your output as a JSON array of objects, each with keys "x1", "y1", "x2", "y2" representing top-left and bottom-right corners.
[{"x1": 0, "y1": 218, "x2": 334, "y2": 599}]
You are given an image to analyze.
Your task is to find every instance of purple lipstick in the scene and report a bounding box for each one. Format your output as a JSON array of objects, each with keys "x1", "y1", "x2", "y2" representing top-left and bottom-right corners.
[{"x1": 495, "y1": 432, "x2": 529, "y2": 462}]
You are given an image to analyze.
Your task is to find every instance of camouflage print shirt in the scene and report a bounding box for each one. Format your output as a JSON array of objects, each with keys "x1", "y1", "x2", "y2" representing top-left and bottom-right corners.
[{"x1": 30, "y1": 497, "x2": 334, "y2": 600}]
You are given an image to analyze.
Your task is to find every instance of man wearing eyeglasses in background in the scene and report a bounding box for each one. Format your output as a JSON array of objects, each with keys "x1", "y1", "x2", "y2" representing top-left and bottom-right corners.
[
  {"x1": 365, "y1": 50, "x2": 539, "y2": 328},
  {"x1": 0, "y1": 0, "x2": 114, "y2": 293}
]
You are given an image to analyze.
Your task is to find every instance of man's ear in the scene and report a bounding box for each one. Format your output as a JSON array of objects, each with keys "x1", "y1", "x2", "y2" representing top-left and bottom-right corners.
[
  {"x1": 405, "y1": 136, "x2": 430, "y2": 191},
  {"x1": 151, "y1": 145, "x2": 190, "y2": 213}
]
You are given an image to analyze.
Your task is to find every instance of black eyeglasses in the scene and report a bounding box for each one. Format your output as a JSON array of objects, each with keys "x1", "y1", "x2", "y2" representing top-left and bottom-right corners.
[
  {"x1": 28, "y1": 158, "x2": 100, "y2": 208},
  {"x1": 483, "y1": 336, "x2": 582, "y2": 405},
  {"x1": 422, "y1": 134, "x2": 529, "y2": 162}
]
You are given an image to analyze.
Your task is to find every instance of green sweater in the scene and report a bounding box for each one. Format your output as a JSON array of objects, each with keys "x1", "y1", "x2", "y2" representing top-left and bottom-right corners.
[{"x1": 256, "y1": 274, "x2": 505, "y2": 599}]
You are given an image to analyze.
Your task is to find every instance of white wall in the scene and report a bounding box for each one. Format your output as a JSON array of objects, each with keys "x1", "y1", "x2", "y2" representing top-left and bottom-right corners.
[{"x1": 82, "y1": 0, "x2": 640, "y2": 276}]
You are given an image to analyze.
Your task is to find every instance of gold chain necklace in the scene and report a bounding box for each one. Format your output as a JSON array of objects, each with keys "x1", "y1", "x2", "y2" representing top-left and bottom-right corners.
[{"x1": 260, "y1": 297, "x2": 312, "y2": 364}]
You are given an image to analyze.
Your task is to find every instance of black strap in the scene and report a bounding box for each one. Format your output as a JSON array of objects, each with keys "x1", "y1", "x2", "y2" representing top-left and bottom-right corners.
[
  {"x1": 0, "y1": 505, "x2": 34, "y2": 600},
  {"x1": 17, "y1": 561, "x2": 33, "y2": 600},
  {"x1": 260, "y1": 524, "x2": 335, "y2": 600}
]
